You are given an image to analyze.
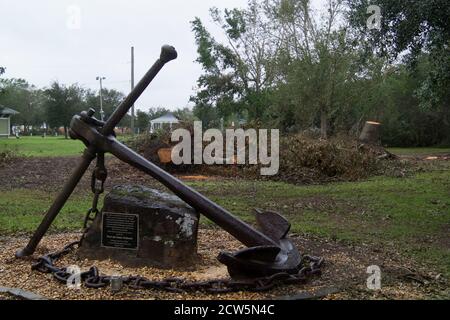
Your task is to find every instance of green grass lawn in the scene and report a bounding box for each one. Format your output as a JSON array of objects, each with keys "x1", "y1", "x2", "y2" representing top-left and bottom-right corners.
[
  {"x1": 0, "y1": 135, "x2": 137, "y2": 157},
  {"x1": 0, "y1": 136, "x2": 85, "y2": 157},
  {"x1": 0, "y1": 190, "x2": 94, "y2": 233},
  {"x1": 188, "y1": 169, "x2": 450, "y2": 277},
  {"x1": 1, "y1": 167, "x2": 449, "y2": 277},
  {"x1": 388, "y1": 147, "x2": 450, "y2": 156}
]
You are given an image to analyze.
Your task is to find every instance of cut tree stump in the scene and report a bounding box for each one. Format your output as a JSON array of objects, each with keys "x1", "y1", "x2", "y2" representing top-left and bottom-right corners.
[
  {"x1": 359, "y1": 121, "x2": 381, "y2": 145},
  {"x1": 358, "y1": 121, "x2": 398, "y2": 160},
  {"x1": 158, "y1": 148, "x2": 173, "y2": 164}
]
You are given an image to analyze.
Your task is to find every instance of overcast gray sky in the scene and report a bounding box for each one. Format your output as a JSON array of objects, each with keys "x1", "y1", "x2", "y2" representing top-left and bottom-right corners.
[{"x1": 0, "y1": 0, "x2": 326, "y2": 112}]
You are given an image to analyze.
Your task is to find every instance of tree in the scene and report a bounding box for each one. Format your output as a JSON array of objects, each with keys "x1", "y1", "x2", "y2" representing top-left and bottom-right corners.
[
  {"x1": 173, "y1": 107, "x2": 197, "y2": 123},
  {"x1": 85, "y1": 87, "x2": 133, "y2": 129},
  {"x1": 265, "y1": 0, "x2": 365, "y2": 138},
  {"x1": 0, "y1": 67, "x2": 5, "y2": 76},
  {"x1": 0, "y1": 78, "x2": 46, "y2": 132},
  {"x1": 136, "y1": 110, "x2": 150, "y2": 133},
  {"x1": 191, "y1": 0, "x2": 365, "y2": 138},
  {"x1": 377, "y1": 59, "x2": 448, "y2": 146},
  {"x1": 44, "y1": 82, "x2": 86, "y2": 138},
  {"x1": 190, "y1": 1, "x2": 279, "y2": 126},
  {"x1": 347, "y1": 0, "x2": 449, "y2": 59},
  {"x1": 347, "y1": 0, "x2": 450, "y2": 135},
  {"x1": 85, "y1": 88, "x2": 125, "y2": 120}
]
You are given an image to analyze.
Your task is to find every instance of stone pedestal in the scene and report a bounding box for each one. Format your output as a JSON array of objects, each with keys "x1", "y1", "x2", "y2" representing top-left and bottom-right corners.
[{"x1": 78, "y1": 185, "x2": 199, "y2": 268}]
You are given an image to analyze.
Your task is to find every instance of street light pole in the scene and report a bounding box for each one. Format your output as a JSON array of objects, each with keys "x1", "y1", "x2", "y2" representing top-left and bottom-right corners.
[{"x1": 96, "y1": 76, "x2": 106, "y2": 121}]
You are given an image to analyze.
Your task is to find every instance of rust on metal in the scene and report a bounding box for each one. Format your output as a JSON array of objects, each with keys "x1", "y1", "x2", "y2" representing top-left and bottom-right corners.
[{"x1": 15, "y1": 45, "x2": 316, "y2": 281}]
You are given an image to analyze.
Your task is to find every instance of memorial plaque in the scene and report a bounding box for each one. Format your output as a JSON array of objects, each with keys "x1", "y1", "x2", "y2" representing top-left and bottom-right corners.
[
  {"x1": 101, "y1": 212, "x2": 139, "y2": 250},
  {"x1": 79, "y1": 186, "x2": 200, "y2": 267}
]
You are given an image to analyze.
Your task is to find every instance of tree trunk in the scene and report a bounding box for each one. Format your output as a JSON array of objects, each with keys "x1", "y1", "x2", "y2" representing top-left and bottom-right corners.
[
  {"x1": 359, "y1": 121, "x2": 381, "y2": 145},
  {"x1": 64, "y1": 126, "x2": 68, "y2": 139},
  {"x1": 320, "y1": 110, "x2": 328, "y2": 139}
]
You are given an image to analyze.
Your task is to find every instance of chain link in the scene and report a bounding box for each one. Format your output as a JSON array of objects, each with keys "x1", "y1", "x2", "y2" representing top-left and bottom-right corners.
[
  {"x1": 31, "y1": 152, "x2": 324, "y2": 294},
  {"x1": 31, "y1": 240, "x2": 324, "y2": 293},
  {"x1": 80, "y1": 153, "x2": 107, "y2": 245}
]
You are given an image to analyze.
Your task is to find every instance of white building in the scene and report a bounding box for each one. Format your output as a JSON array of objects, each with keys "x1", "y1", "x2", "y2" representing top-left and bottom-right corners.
[
  {"x1": 0, "y1": 106, "x2": 19, "y2": 138},
  {"x1": 149, "y1": 113, "x2": 180, "y2": 133}
]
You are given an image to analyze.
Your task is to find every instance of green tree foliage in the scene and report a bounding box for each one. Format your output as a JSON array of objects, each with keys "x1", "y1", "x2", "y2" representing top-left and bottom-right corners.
[
  {"x1": 268, "y1": 0, "x2": 365, "y2": 137},
  {"x1": 192, "y1": 0, "x2": 362, "y2": 138},
  {"x1": 376, "y1": 58, "x2": 449, "y2": 146},
  {"x1": 85, "y1": 88, "x2": 125, "y2": 120},
  {"x1": 84, "y1": 88, "x2": 133, "y2": 127},
  {"x1": 136, "y1": 110, "x2": 150, "y2": 133},
  {"x1": 173, "y1": 107, "x2": 197, "y2": 123},
  {"x1": 0, "y1": 67, "x2": 6, "y2": 115},
  {"x1": 347, "y1": 0, "x2": 449, "y2": 59},
  {"x1": 0, "y1": 79, "x2": 46, "y2": 132},
  {"x1": 190, "y1": 0, "x2": 449, "y2": 146},
  {"x1": 347, "y1": 0, "x2": 450, "y2": 135},
  {"x1": 44, "y1": 82, "x2": 86, "y2": 138},
  {"x1": 190, "y1": 1, "x2": 278, "y2": 127}
]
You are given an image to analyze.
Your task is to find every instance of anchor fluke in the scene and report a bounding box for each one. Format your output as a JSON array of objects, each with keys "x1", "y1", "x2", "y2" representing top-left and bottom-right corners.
[{"x1": 217, "y1": 209, "x2": 302, "y2": 279}]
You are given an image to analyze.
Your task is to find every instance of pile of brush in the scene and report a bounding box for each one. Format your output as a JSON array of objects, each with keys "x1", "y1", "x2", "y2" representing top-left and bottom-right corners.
[
  {"x1": 0, "y1": 149, "x2": 16, "y2": 167},
  {"x1": 126, "y1": 129, "x2": 199, "y2": 173},
  {"x1": 276, "y1": 135, "x2": 381, "y2": 183},
  {"x1": 126, "y1": 132, "x2": 391, "y2": 184}
]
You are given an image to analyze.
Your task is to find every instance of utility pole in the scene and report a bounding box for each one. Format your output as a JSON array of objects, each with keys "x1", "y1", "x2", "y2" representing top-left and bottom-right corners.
[
  {"x1": 131, "y1": 46, "x2": 135, "y2": 135},
  {"x1": 96, "y1": 76, "x2": 106, "y2": 121}
]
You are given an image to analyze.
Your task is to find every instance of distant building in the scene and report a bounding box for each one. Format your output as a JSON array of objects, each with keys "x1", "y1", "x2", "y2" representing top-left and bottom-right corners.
[
  {"x1": 149, "y1": 113, "x2": 180, "y2": 133},
  {"x1": 0, "y1": 106, "x2": 19, "y2": 138}
]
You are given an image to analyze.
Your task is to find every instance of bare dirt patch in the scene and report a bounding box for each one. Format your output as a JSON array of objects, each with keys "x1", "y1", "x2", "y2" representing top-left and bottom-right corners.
[
  {"x1": 0, "y1": 156, "x2": 223, "y2": 193},
  {"x1": 1, "y1": 155, "x2": 446, "y2": 193}
]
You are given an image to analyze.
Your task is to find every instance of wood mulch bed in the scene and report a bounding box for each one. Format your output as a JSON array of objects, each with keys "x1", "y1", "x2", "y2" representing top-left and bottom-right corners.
[{"x1": 0, "y1": 228, "x2": 445, "y2": 300}]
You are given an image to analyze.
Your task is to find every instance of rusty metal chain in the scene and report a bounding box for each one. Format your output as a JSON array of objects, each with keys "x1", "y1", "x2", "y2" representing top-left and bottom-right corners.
[
  {"x1": 31, "y1": 240, "x2": 324, "y2": 294},
  {"x1": 31, "y1": 152, "x2": 324, "y2": 294},
  {"x1": 80, "y1": 153, "x2": 107, "y2": 244}
]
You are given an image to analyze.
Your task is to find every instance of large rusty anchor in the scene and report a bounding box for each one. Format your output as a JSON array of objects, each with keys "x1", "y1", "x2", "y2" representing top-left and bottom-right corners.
[{"x1": 16, "y1": 45, "x2": 302, "y2": 279}]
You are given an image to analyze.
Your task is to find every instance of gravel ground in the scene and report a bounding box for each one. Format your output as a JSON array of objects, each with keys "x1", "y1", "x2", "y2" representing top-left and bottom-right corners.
[{"x1": 1, "y1": 229, "x2": 446, "y2": 300}]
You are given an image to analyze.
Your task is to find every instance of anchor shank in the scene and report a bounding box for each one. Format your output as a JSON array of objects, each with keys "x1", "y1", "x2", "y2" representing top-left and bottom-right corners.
[{"x1": 105, "y1": 138, "x2": 278, "y2": 248}]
